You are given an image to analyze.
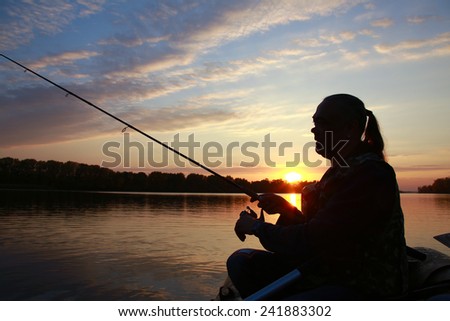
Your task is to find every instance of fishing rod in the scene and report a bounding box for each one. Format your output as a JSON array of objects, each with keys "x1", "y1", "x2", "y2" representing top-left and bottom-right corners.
[{"x1": 1, "y1": 53, "x2": 259, "y2": 200}]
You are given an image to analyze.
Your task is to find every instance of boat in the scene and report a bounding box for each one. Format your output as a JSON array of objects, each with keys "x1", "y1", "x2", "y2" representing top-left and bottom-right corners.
[{"x1": 215, "y1": 233, "x2": 450, "y2": 301}]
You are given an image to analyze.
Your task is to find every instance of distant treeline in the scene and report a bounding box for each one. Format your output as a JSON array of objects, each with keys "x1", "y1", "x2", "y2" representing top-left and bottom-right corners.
[
  {"x1": 418, "y1": 177, "x2": 450, "y2": 194},
  {"x1": 0, "y1": 157, "x2": 314, "y2": 193}
]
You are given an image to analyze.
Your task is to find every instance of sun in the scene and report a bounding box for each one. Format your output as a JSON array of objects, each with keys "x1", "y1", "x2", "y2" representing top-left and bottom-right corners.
[{"x1": 284, "y1": 171, "x2": 302, "y2": 183}]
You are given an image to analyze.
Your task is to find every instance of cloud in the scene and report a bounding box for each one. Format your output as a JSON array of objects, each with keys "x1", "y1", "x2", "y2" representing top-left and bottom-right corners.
[
  {"x1": 376, "y1": 32, "x2": 450, "y2": 52},
  {"x1": 0, "y1": 0, "x2": 105, "y2": 50},
  {"x1": 358, "y1": 28, "x2": 378, "y2": 38},
  {"x1": 407, "y1": 15, "x2": 442, "y2": 25},
  {"x1": 2, "y1": 0, "x2": 367, "y2": 104},
  {"x1": 0, "y1": 85, "x2": 101, "y2": 147},
  {"x1": 195, "y1": 58, "x2": 276, "y2": 82},
  {"x1": 374, "y1": 32, "x2": 450, "y2": 60},
  {"x1": 267, "y1": 49, "x2": 307, "y2": 57},
  {"x1": 167, "y1": 0, "x2": 365, "y2": 52},
  {"x1": 371, "y1": 18, "x2": 394, "y2": 28},
  {"x1": 5, "y1": 52, "x2": 271, "y2": 114},
  {"x1": 338, "y1": 49, "x2": 370, "y2": 67},
  {"x1": 273, "y1": 30, "x2": 366, "y2": 69},
  {"x1": 127, "y1": 106, "x2": 236, "y2": 135},
  {"x1": 98, "y1": 36, "x2": 170, "y2": 48},
  {"x1": 407, "y1": 16, "x2": 427, "y2": 25},
  {"x1": 68, "y1": 76, "x2": 198, "y2": 105},
  {"x1": 30, "y1": 50, "x2": 100, "y2": 69},
  {"x1": 293, "y1": 30, "x2": 359, "y2": 50},
  {"x1": 76, "y1": 0, "x2": 106, "y2": 17},
  {"x1": 2, "y1": 54, "x2": 254, "y2": 148},
  {"x1": 266, "y1": 47, "x2": 328, "y2": 67},
  {"x1": 0, "y1": 83, "x2": 237, "y2": 147},
  {"x1": 319, "y1": 31, "x2": 357, "y2": 44},
  {"x1": 106, "y1": 51, "x2": 196, "y2": 78},
  {"x1": 187, "y1": 88, "x2": 255, "y2": 107},
  {"x1": 124, "y1": 54, "x2": 281, "y2": 95},
  {"x1": 293, "y1": 38, "x2": 326, "y2": 48},
  {"x1": 94, "y1": 0, "x2": 365, "y2": 80}
]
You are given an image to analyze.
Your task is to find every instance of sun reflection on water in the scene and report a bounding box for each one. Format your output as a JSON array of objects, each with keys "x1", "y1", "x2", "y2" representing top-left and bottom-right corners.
[{"x1": 284, "y1": 193, "x2": 301, "y2": 208}]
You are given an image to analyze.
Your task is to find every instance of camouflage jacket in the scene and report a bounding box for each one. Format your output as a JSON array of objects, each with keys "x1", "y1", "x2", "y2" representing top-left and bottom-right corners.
[{"x1": 256, "y1": 152, "x2": 409, "y2": 298}]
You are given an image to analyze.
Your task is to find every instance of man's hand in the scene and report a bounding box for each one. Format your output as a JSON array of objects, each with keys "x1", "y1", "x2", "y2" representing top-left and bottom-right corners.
[{"x1": 255, "y1": 193, "x2": 296, "y2": 216}]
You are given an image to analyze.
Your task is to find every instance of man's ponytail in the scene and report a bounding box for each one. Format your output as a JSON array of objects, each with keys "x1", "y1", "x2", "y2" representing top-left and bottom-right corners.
[{"x1": 363, "y1": 110, "x2": 385, "y2": 161}]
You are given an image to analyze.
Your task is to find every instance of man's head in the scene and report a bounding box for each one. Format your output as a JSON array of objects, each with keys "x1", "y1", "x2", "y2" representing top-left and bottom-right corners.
[{"x1": 311, "y1": 94, "x2": 379, "y2": 161}]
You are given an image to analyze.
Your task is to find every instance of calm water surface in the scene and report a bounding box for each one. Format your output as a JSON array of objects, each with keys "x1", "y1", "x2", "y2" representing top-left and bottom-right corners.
[{"x1": 0, "y1": 190, "x2": 449, "y2": 300}]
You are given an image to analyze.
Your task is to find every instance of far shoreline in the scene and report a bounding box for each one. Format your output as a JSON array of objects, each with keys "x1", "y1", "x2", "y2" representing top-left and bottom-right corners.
[{"x1": 1, "y1": 186, "x2": 447, "y2": 195}]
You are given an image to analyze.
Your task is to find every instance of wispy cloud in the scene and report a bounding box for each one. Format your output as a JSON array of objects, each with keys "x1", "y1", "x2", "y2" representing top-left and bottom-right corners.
[
  {"x1": 94, "y1": 1, "x2": 365, "y2": 81},
  {"x1": 376, "y1": 32, "x2": 450, "y2": 52},
  {"x1": 106, "y1": 51, "x2": 196, "y2": 78},
  {"x1": 293, "y1": 30, "x2": 360, "y2": 49},
  {"x1": 358, "y1": 28, "x2": 378, "y2": 38},
  {"x1": 123, "y1": 105, "x2": 237, "y2": 134},
  {"x1": 187, "y1": 88, "x2": 255, "y2": 106},
  {"x1": 338, "y1": 49, "x2": 370, "y2": 67},
  {"x1": 407, "y1": 15, "x2": 442, "y2": 25},
  {"x1": 30, "y1": 50, "x2": 100, "y2": 69},
  {"x1": 371, "y1": 18, "x2": 394, "y2": 28},
  {"x1": 77, "y1": 0, "x2": 106, "y2": 17},
  {"x1": 319, "y1": 31, "x2": 357, "y2": 44},
  {"x1": 374, "y1": 31, "x2": 450, "y2": 60},
  {"x1": 98, "y1": 36, "x2": 170, "y2": 48},
  {"x1": 169, "y1": 1, "x2": 365, "y2": 52},
  {"x1": 195, "y1": 57, "x2": 279, "y2": 83},
  {"x1": 0, "y1": 0, "x2": 105, "y2": 50}
]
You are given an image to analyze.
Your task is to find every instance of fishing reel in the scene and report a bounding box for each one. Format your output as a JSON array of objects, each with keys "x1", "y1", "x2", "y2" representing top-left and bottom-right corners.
[
  {"x1": 235, "y1": 206, "x2": 265, "y2": 242},
  {"x1": 243, "y1": 206, "x2": 265, "y2": 222}
]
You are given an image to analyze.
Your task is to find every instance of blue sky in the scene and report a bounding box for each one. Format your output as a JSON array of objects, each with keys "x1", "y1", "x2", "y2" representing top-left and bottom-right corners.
[{"x1": 1, "y1": 0, "x2": 450, "y2": 191}]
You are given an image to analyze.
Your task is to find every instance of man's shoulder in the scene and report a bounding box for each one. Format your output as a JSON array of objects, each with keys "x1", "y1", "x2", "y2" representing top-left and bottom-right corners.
[{"x1": 352, "y1": 155, "x2": 398, "y2": 192}]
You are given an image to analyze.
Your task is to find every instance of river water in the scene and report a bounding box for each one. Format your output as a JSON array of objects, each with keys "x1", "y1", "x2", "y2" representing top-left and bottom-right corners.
[{"x1": 0, "y1": 190, "x2": 449, "y2": 300}]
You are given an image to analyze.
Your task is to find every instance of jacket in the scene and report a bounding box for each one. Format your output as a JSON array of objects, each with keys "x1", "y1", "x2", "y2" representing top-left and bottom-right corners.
[{"x1": 254, "y1": 152, "x2": 409, "y2": 297}]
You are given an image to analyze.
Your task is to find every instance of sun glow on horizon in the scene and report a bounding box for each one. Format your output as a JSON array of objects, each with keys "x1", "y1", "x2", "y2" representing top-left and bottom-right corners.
[{"x1": 284, "y1": 171, "x2": 302, "y2": 183}]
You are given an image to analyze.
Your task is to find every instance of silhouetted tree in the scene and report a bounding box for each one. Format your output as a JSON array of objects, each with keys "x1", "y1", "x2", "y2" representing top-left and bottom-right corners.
[
  {"x1": 418, "y1": 177, "x2": 450, "y2": 194},
  {"x1": 0, "y1": 157, "x2": 317, "y2": 193}
]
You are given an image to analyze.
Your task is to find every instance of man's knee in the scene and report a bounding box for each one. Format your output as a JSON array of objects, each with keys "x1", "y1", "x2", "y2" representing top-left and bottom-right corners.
[{"x1": 226, "y1": 248, "x2": 258, "y2": 271}]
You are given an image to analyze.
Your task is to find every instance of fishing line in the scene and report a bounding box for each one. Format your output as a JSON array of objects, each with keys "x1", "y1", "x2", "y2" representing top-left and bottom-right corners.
[{"x1": 1, "y1": 53, "x2": 259, "y2": 200}]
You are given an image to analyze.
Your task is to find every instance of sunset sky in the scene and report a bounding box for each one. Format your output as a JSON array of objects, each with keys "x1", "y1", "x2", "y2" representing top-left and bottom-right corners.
[{"x1": 1, "y1": 0, "x2": 449, "y2": 191}]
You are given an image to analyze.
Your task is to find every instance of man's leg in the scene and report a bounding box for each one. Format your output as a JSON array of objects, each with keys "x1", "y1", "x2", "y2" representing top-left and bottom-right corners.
[{"x1": 226, "y1": 249, "x2": 296, "y2": 299}]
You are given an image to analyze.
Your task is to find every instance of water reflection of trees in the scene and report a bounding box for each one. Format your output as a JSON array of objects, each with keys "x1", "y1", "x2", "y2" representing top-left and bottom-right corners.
[{"x1": 0, "y1": 157, "x2": 315, "y2": 193}]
